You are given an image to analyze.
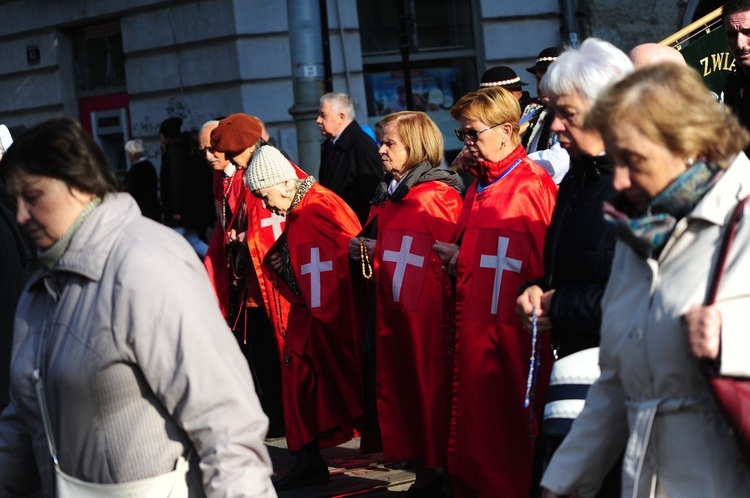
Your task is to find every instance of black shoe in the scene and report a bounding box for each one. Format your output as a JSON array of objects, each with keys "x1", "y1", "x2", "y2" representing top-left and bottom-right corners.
[
  {"x1": 273, "y1": 459, "x2": 329, "y2": 491},
  {"x1": 407, "y1": 474, "x2": 444, "y2": 497}
]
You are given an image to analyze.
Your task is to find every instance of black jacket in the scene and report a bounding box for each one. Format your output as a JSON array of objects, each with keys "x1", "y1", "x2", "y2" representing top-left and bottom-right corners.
[
  {"x1": 124, "y1": 158, "x2": 161, "y2": 222},
  {"x1": 318, "y1": 120, "x2": 383, "y2": 225},
  {"x1": 0, "y1": 188, "x2": 30, "y2": 407},
  {"x1": 160, "y1": 133, "x2": 215, "y2": 231},
  {"x1": 523, "y1": 154, "x2": 616, "y2": 358}
]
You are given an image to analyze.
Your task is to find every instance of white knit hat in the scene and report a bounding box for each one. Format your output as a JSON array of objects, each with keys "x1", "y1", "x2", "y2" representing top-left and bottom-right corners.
[{"x1": 245, "y1": 145, "x2": 297, "y2": 191}]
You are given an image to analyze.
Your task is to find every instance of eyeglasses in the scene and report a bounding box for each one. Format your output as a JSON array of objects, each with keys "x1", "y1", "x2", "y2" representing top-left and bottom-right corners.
[
  {"x1": 454, "y1": 123, "x2": 503, "y2": 143},
  {"x1": 198, "y1": 146, "x2": 216, "y2": 156}
]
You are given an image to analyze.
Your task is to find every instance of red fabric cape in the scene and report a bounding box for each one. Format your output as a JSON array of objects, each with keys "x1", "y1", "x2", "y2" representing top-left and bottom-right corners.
[
  {"x1": 205, "y1": 163, "x2": 307, "y2": 351},
  {"x1": 364, "y1": 181, "x2": 462, "y2": 467},
  {"x1": 204, "y1": 168, "x2": 247, "y2": 319},
  {"x1": 448, "y1": 146, "x2": 557, "y2": 496},
  {"x1": 262, "y1": 182, "x2": 366, "y2": 452}
]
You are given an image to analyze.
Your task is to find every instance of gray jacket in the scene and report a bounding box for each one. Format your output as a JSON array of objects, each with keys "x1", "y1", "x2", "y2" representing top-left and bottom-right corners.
[
  {"x1": 541, "y1": 154, "x2": 750, "y2": 497},
  {"x1": 0, "y1": 194, "x2": 276, "y2": 498}
]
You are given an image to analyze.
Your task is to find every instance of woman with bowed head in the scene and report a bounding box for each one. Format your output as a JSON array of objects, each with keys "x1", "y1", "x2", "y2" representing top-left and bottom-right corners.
[
  {"x1": 515, "y1": 38, "x2": 633, "y2": 497},
  {"x1": 348, "y1": 111, "x2": 462, "y2": 496},
  {"x1": 247, "y1": 145, "x2": 366, "y2": 492},
  {"x1": 0, "y1": 116, "x2": 275, "y2": 497},
  {"x1": 433, "y1": 86, "x2": 557, "y2": 497},
  {"x1": 541, "y1": 63, "x2": 750, "y2": 497}
]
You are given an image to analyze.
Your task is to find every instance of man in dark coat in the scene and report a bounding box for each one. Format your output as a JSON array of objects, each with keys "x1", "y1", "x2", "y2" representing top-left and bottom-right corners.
[
  {"x1": 124, "y1": 139, "x2": 161, "y2": 222},
  {"x1": 723, "y1": 0, "x2": 750, "y2": 144},
  {"x1": 159, "y1": 117, "x2": 214, "y2": 258},
  {"x1": 316, "y1": 92, "x2": 382, "y2": 225}
]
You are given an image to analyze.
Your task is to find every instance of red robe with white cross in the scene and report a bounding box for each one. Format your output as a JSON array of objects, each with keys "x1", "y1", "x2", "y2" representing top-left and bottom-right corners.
[
  {"x1": 448, "y1": 145, "x2": 557, "y2": 497},
  {"x1": 262, "y1": 182, "x2": 366, "y2": 452},
  {"x1": 365, "y1": 179, "x2": 462, "y2": 467}
]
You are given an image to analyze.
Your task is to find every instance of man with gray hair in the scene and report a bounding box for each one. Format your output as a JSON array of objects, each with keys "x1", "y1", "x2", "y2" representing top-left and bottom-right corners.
[
  {"x1": 316, "y1": 92, "x2": 382, "y2": 225},
  {"x1": 124, "y1": 138, "x2": 161, "y2": 222}
]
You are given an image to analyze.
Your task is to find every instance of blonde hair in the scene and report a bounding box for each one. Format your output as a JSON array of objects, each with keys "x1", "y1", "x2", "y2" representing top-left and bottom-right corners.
[
  {"x1": 586, "y1": 63, "x2": 749, "y2": 168},
  {"x1": 450, "y1": 86, "x2": 521, "y2": 146},
  {"x1": 379, "y1": 111, "x2": 444, "y2": 168}
]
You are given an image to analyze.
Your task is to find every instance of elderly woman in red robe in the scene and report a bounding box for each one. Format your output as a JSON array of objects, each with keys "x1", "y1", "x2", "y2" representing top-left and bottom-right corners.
[
  {"x1": 433, "y1": 86, "x2": 557, "y2": 497},
  {"x1": 349, "y1": 111, "x2": 462, "y2": 495},
  {"x1": 247, "y1": 145, "x2": 366, "y2": 492}
]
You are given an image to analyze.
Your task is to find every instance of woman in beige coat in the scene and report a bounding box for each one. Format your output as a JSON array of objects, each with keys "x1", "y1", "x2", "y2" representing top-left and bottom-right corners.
[{"x1": 541, "y1": 64, "x2": 750, "y2": 497}]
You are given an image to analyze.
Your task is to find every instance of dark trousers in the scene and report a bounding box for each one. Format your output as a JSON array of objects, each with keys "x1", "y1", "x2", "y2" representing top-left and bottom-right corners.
[{"x1": 231, "y1": 299, "x2": 285, "y2": 438}]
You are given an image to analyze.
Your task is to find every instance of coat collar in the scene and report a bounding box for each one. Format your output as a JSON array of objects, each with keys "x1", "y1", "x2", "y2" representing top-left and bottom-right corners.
[
  {"x1": 658, "y1": 153, "x2": 750, "y2": 261},
  {"x1": 687, "y1": 153, "x2": 750, "y2": 227},
  {"x1": 331, "y1": 120, "x2": 361, "y2": 151},
  {"x1": 29, "y1": 194, "x2": 140, "y2": 286}
]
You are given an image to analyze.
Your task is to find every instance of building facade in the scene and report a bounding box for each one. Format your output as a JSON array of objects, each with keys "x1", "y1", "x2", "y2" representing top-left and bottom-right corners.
[{"x1": 0, "y1": 0, "x2": 721, "y2": 175}]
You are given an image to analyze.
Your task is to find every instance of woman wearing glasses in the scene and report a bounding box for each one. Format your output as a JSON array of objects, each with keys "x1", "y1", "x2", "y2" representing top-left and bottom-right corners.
[{"x1": 433, "y1": 86, "x2": 557, "y2": 497}]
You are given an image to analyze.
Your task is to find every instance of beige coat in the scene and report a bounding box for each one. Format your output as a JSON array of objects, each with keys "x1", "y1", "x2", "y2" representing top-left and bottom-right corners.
[{"x1": 541, "y1": 154, "x2": 750, "y2": 498}]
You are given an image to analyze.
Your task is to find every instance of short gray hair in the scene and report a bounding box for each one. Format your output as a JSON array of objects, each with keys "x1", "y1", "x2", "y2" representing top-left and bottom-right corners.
[
  {"x1": 199, "y1": 120, "x2": 220, "y2": 136},
  {"x1": 320, "y1": 92, "x2": 355, "y2": 121},
  {"x1": 542, "y1": 38, "x2": 634, "y2": 104},
  {"x1": 124, "y1": 138, "x2": 146, "y2": 158}
]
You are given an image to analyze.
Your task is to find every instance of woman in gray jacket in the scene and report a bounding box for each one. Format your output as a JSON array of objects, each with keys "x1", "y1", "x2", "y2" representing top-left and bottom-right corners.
[
  {"x1": 0, "y1": 116, "x2": 276, "y2": 497},
  {"x1": 541, "y1": 64, "x2": 750, "y2": 498}
]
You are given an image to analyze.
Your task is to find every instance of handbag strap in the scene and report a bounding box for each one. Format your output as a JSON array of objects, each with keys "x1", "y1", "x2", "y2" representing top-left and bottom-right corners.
[
  {"x1": 705, "y1": 195, "x2": 750, "y2": 305},
  {"x1": 33, "y1": 317, "x2": 60, "y2": 466}
]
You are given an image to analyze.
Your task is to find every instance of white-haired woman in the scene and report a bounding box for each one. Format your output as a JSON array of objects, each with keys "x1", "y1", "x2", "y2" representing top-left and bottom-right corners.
[
  {"x1": 541, "y1": 63, "x2": 750, "y2": 498},
  {"x1": 247, "y1": 145, "x2": 366, "y2": 492},
  {"x1": 515, "y1": 38, "x2": 633, "y2": 497}
]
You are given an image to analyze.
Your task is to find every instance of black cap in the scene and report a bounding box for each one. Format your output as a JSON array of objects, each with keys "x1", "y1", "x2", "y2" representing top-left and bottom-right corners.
[
  {"x1": 526, "y1": 47, "x2": 563, "y2": 74},
  {"x1": 479, "y1": 66, "x2": 528, "y2": 90}
]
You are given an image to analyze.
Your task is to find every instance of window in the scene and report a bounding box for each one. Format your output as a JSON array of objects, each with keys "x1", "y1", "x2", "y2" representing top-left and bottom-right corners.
[
  {"x1": 357, "y1": 0, "x2": 477, "y2": 150},
  {"x1": 73, "y1": 20, "x2": 126, "y2": 93}
]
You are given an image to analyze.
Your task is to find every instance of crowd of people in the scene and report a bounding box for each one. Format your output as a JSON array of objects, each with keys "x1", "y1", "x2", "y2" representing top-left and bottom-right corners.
[{"x1": 3, "y1": 2, "x2": 750, "y2": 497}]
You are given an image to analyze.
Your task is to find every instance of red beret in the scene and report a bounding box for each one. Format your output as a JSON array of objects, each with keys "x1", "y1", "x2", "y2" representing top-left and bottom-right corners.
[{"x1": 210, "y1": 113, "x2": 262, "y2": 155}]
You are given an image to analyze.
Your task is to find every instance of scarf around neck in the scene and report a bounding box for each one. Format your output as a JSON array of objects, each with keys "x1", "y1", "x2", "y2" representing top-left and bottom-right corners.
[
  {"x1": 603, "y1": 160, "x2": 722, "y2": 259},
  {"x1": 469, "y1": 144, "x2": 526, "y2": 187},
  {"x1": 38, "y1": 197, "x2": 102, "y2": 268}
]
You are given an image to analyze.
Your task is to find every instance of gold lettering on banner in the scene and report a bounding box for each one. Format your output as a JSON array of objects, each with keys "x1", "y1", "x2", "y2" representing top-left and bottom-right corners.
[
  {"x1": 712, "y1": 53, "x2": 724, "y2": 72},
  {"x1": 700, "y1": 52, "x2": 735, "y2": 77}
]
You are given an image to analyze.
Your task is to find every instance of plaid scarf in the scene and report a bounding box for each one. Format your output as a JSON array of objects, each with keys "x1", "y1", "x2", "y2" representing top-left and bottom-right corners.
[{"x1": 603, "y1": 160, "x2": 722, "y2": 259}]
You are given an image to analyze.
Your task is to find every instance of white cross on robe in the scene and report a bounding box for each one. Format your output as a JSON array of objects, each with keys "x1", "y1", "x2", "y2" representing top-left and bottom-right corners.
[
  {"x1": 480, "y1": 236, "x2": 522, "y2": 315},
  {"x1": 300, "y1": 247, "x2": 333, "y2": 308},
  {"x1": 382, "y1": 235, "x2": 425, "y2": 302},
  {"x1": 260, "y1": 212, "x2": 285, "y2": 240}
]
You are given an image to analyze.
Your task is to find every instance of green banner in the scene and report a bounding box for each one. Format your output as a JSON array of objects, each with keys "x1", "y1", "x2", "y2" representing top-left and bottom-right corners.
[{"x1": 679, "y1": 25, "x2": 735, "y2": 96}]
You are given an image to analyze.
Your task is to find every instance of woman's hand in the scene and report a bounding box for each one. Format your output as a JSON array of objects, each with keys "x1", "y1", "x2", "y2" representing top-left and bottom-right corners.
[
  {"x1": 450, "y1": 146, "x2": 476, "y2": 174},
  {"x1": 433, "y1": 241, "x2": 460, "y2": 277},
  {"x1": 682, "y1": 304, "x2": 722, "y2": 360},
  {"x1": 349, "y1": 237, "x2": 375, "y2": 261},
  {"x1": 267, "y1": 252, "x2": 284, "y2": 274},
  {"x1": 516, "y1": 286, "x2": 554, "y2": 332},
  {"x1": 227, "y1": 229, "x2": 247, "y2": 245}
]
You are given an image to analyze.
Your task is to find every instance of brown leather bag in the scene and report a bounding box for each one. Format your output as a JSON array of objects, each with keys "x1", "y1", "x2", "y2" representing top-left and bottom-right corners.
[{"x1": 704, "y1": 194, "x2": 750, "y2": 466}]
